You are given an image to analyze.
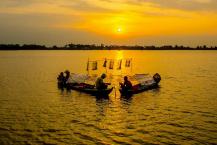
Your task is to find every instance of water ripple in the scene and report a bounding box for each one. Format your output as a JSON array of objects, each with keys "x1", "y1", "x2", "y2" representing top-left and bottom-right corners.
[{"x1": 1, "y1": 50, "x2": 217, "y2": 144}]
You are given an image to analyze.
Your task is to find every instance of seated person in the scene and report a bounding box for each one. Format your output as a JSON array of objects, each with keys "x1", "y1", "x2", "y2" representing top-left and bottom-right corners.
[
  {"x1": 95, "y1": 73, "x2": 108, "y2": 90},
  {"x1": 153, "y1": 73, "x2": 161, "y2": 83},
  {"x1": 64, "y1": 70, "x2": 71, "y2": 83},
  {"x1": 57, "y1": 72, "x2": 65, "y2": 83},
  {"x1": 120, "y1": 76, "x2": 133, "y2": 90}
]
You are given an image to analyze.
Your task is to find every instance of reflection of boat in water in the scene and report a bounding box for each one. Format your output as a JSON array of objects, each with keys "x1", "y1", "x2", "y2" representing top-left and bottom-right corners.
[{"x1": 119, "y1": 73, "x2": 161, "y2": 96}]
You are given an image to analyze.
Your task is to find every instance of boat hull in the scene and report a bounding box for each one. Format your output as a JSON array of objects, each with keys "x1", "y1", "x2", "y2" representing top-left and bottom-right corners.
[
  {"x1": 119, "y1": 82, "x2": 159, "y2": 96},
  {"x1": 71, "y1": 86, "x2": 113, "y2": 96}
]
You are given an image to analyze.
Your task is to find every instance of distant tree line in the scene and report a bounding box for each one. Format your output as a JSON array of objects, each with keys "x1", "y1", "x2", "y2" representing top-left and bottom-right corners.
[{"x1": 0, "y1": 44, "x2": 217, "y2": 50}]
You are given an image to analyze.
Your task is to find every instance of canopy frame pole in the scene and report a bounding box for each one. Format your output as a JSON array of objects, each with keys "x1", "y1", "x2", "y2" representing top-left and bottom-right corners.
[
  {"x1": 131, "y1": 58, "x2": 133, "y2": 74},
  {"x1": 87, "y1": 58, "x2": 90, "y2": 76}
]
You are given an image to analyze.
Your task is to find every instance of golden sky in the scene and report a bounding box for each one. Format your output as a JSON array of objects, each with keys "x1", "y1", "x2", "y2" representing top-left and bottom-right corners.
[{"x1": 0, "y1": 0, "x2": 217, "y2": 46}]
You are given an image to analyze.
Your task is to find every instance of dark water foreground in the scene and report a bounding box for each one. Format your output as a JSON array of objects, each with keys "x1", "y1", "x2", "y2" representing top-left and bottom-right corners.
[{"x1": 0, "y1": 50, "x2": 217, "y2": 145}]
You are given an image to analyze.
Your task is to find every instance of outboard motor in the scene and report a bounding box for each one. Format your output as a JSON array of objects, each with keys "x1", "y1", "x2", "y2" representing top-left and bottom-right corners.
[{"x1": 153, "y1": 73, "x2": 161, "y2": 83}]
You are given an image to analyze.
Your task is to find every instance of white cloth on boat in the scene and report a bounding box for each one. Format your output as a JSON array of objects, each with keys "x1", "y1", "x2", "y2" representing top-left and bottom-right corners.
[
  {"x1": 92, "y1": 61, "x2": 98, "y2": 70},
  {"x1": 117, "y1": 59, "x2": 122, "y2": 70},
  {"x1": 103, "y1": 59, "x2": 107, "y2": 67},
  {"x1": 66, "y1": 74, "x2": 89, "y2": 84},
  {"x1": 133, "y1": 74, "x2": 155, "y2": 85},
  {"x1": 109, "y1": 60, "x2": 114, "y2": 69},
  {"x1": 125, "y1": 59, "x2": 131, "y2": 67},
  {"x1": 140, "y1": 79, "x2": 155, "y2": 85},
  {"x1": 133, "y1": 74, "x2": 150, "y2": 80}
]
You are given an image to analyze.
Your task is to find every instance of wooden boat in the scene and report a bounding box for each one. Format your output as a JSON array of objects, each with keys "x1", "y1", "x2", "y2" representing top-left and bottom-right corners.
[
  {"x1": 71, "y1": 86, "x2": 113, "y2": 96},
  {"x1": 119, "y1": 73, "x2": 161, "y2": 96},
  {"x1": 57, "y1": 81, "x2": 113, "y2": 96},
  {"x1": 119, "y1": 81, "x2": 159, "y2": 96},
  {"x1": 66, "y1": 83, "x2": 112, "y2": 96}
]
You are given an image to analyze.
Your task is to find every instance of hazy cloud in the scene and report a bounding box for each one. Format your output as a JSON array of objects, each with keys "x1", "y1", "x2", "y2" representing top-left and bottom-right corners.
[
  {"x1": 1, "y1": 0, "x2": 217, "y2": 14},
  {"x1": 144, "y1": 0, "x2": 217, "y2": 11},
  {"x1": 100, "y1": 0, "x2": 217, "y2": 11},
  {"x1": 0, "y1": 0, "x2": 217, "y2": 46}
]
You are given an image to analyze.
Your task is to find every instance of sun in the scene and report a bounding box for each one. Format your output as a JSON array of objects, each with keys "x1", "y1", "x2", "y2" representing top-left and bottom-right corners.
[
  {"x1": 113, "y1": 26, "x2": 126, "y2": 37},
  {"x1": 115, "y1": 27, "x2": 124, "y2": 35},
  {"x1": 117, "y1": 28, "x2": 122, "y2": 33}
]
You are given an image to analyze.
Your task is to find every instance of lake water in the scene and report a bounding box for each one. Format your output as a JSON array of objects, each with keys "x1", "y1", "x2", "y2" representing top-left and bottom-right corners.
[{"x1": 0, "y1": 50, "x2": 217, "y2": 145}]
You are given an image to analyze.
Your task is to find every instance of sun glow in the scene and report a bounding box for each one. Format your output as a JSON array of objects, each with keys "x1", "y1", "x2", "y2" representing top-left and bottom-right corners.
[
  {"x1": 117, "y1": 28, "x2": 122, "y2": 33},
  {"x1": 115, "y1": 27, "x2": 124, "y2": 35},
  {"x1": 53, "y1": 0, "x2": 217, "y2": 42}
]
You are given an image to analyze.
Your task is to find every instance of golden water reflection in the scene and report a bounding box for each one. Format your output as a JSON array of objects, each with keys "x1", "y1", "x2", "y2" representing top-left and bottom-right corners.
[{"x1": 0, "y1": 50, "x2": 217, "y2": 144}]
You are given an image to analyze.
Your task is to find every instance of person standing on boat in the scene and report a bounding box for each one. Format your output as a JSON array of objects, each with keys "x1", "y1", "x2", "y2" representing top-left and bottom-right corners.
[
  {"x1": 96, "y1": 73, "x2": 108, "y2": 90},
  {"x1": 120, "y1": 76, "x2": 133, "y2": 91},
  {"x1": 57, "y1": 72, "x2": 65, "y2": 84},
  {"x1": 64, "y1": 70, "x2": 71, "y2": 84}
]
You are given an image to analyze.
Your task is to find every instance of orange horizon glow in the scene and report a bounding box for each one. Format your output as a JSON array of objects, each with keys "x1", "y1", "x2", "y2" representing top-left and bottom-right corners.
[
  {"x1": 55, "y1": 10, "x2": 217, "y2": 38},
  {"x1": 0, "y1": 0, "x2": 217, "y2": 45}
]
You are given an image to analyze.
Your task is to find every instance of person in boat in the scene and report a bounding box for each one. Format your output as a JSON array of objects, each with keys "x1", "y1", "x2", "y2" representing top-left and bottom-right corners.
[
  {"x1": 120, "y1": 76, "x2": 133, "y2": 91},
  {"x1": 153, "y1": 73, "x2": 161, "y2": 83},
  {"x1": 57, "y1": 72, "x2": 65, "y2": 84},
  {"x1": 64, "y1": 70, "x2": 70, "y2": 82},
  {"x1": 96, "y1": 73, "x2": 108, "y2": 90}
]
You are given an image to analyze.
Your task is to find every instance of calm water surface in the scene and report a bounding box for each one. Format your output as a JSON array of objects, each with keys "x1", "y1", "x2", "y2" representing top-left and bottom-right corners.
[{"x1": 0, "y1": 50, "x2": 217, "y2": 145}]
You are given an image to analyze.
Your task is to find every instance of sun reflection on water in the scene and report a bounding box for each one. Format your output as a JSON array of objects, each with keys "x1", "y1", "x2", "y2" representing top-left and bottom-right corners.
[{"x1": 116, "y1": 50, "x2": 123, "y2": 60}]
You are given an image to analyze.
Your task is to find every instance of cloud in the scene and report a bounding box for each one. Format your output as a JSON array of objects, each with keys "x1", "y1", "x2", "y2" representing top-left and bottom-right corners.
[
  {"x1": 146, "y1": 0, "x2": 217, "y2": 11},
  {"x1": 99, "y1": 0, "x2": 217, "y2": 11},
  {"x1": 60, "y1": 0, "x2": 116, "y2": 13},
  {"x1": 1, "y1": 0, "x2": 217, "y2": 11},
  {"x1": 1, "y1": 0, "x2": 216, "y2": 16},
  {"x1": 0, "y1": 0, "x2": 217, "y2": 46},
  {"x1": 0, "y1": 0, "x2": 39, "y2": 7}
]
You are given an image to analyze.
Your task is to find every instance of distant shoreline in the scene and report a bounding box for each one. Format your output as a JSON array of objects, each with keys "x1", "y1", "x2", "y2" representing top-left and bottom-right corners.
[
  {"x1": 0, "y1": 49, "x2": 217, "y2": 50},
  {"x1": 0, "y1": 44, "x2": 217, "y2": 50}
]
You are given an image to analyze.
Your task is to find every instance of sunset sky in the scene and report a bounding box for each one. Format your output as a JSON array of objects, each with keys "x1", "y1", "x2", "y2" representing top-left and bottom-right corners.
[{"x1": 0, "y1": 0, "x2": 217, "y2": 46}]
